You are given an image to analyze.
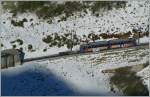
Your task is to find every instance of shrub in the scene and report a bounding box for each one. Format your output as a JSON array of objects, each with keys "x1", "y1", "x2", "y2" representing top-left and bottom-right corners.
[
  {"x1": 1, "y1": 43, "x2": 4, "y2": 47},
  {"x1": 60, "y1": 16, "x2": 67, "y2": 21},
  {"x1": 11, "y1": 20, "x2": 24, "y2": 27},
  {"x1": 100, "y1": 33, "x2": 108, "y2": 39},
  {"x1": 28, "y1": 44, "x2": 33, "y2": 50},
  {"x1": 10, "y1": 39, "x2": 23, "y2": 45},
  {"x1": 54, "y1": 33, "x2": 61, "y2": 41},
  {"x1": 10, "y1": 40, "x2": 16, "y2": 44},
  {"x1": 16, "y1": 39, "x2": 23, "y2": 45},
  {"x1": 145, "y1": 31, "x2": 149, "y2": 37},
  {"x1": 2, "y1": 1, "x2": 127, "y2": 21},
  {"x1": 22, "y1": 18, "x2": 28, "y2": 22},
  {"x1": 12, "y1": 44, "x2": 16, "y2": 48},
  {"x1": 43, "y1": 48, "x2": 47, "y2": 52},
  {"x1": 51, "y1": 41, "x2": 57, "y2": 46},
  {"x1": 42, "y1": 35, "x2": 53, "y2": 44},
  {"x1": 66, "y1": 39, "x2": 73, "y2": 49},
  {"x1": 57, "y1": 43, "x2": 62, "y2": 48}
]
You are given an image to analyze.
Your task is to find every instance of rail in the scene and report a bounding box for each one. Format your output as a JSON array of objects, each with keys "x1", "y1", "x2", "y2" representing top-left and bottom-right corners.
[{"x1": 24, "y1": 43, "x2": 149, "y2": 63}]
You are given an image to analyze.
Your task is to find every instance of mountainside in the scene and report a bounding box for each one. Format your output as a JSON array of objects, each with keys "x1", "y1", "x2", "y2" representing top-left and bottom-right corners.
[
  {"x1": 1, "y1": 1, "x2": 149, "y2": 96},
  {"x1": 1, "y1": 44, "x2": 149, "y2": 96},
  {"x1": 0, "y1": 1, "x2": 149, "y2": 58}
]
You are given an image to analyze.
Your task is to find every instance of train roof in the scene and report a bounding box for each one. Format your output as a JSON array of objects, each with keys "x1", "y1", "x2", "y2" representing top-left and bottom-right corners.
[
  {"x1": 109, "y1": 38, "x2": 135, "y2": 44},
  {"x1": 81, "y1": 40, "x2": 108, "y2": 47},
  {"x1": 81, "y1": 38, "x2": 135, "y2": 47}
]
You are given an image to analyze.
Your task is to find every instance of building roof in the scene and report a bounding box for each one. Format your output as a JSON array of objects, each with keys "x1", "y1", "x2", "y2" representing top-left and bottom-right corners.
[{"x1": 1, "y1": 49, "x2": 20, "y2": 57}]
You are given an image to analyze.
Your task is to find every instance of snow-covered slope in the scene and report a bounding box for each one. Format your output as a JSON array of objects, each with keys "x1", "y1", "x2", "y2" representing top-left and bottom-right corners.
[
  {"x1": 1, "y1": 45, "x2": 149, "y2": 96},
  {"x1": 137, "y1": 65, "x2": 149, "y2": 89},
  {"x1": 0, "y1": 0, "x2": 149, "y2": 58}
]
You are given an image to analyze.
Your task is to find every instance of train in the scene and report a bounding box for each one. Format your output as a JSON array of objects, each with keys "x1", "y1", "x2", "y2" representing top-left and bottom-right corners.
[{"x1": 80, "y1": 38, "x2": 137, "y2": 53}]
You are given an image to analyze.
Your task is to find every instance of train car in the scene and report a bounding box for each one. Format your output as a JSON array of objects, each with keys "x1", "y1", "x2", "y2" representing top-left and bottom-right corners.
[
  {"x1": 108, "y1": 38, "x2": 137, "y2": 48},
  {"x1": 80, "y1": 41, "x2": 108, "y2": 53},
  {"x1": 59, "y1": 51, "x2": 78, "y2": 56},
  {"x1": 80, "y1": 38, "x2": 136, "y2": 53}
]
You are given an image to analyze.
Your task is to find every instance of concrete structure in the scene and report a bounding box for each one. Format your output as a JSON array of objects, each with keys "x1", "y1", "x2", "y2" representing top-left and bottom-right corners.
[{"x1": 1, "y1": 49, "x2": 21, "y2": 69}]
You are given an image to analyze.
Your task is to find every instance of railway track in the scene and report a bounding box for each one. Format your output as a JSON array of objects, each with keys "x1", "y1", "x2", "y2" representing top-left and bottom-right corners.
[{"x1": 24, "y1": 43, "x2": 149, "y2": 63}]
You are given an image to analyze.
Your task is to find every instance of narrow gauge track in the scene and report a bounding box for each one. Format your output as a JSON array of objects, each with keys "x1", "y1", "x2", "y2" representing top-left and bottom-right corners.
[{"x1": 24, "y1": 43, "x2": 149, "y2": 63}]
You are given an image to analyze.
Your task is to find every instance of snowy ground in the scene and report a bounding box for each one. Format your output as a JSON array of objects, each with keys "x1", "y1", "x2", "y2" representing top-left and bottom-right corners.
[
  {"x1": 1, "y1": 46, "x2": 149, "y2": 96},
  {"x1": 0, "y1": 1, "x2": 149, "y2": 95},
  {"x1": 137, "y1": 65, "x2": 149, "y2": 89},
  {"x1": 0, "y1": 0, "x2": 149, "y2": 59}
]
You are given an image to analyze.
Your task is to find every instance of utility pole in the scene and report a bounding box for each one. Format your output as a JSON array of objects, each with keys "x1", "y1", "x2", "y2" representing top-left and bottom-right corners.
[
  {"x1": 71, "y1": 30, "x2": 73, "y2": 51},
  {"x1": 138, "y1": 27, "x2": 142, "y2": 45},
  {"x1": 138, "y1": 31, "x2": 140, "y2": 45},
  {"x1": 70, "y1": 16, "x2": 76, "y2": 52}
]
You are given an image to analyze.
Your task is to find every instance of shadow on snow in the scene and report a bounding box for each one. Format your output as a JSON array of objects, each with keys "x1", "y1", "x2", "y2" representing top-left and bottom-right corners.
[{"x1": 1, "y1": 64, "x2": 104, "y2": 96}]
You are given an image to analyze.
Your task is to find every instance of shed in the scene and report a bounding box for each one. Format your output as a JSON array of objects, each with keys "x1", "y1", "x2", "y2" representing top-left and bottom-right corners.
[{"x1": 1, "y1": 49, "x2": 21, "y2": 69}]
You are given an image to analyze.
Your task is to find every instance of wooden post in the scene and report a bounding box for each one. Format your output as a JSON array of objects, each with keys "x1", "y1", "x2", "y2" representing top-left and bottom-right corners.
[
  {"x1": 6, "y1": 55, "x2": 8, "y2": 68},
  {"x1": 71, "y1": 32, "x2": 73, "y2": 51},
  {"x1": 138, "y1": 32, "x2": 140, "y2": 45},
  {"x1": 13, "y1": 55, "x2": 15, "y2": 67}
]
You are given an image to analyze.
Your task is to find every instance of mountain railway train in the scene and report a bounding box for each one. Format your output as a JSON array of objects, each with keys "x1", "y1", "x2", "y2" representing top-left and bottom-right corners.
[{"x1": 80, "y1": 38, "x2": 137, "y2": 53}]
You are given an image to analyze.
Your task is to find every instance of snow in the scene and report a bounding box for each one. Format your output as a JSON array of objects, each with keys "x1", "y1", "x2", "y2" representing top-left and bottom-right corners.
[
  {"x1": 0, "y1": 1, "x2": 149, "y2": 95},
  {"x1": 1, "y1": 62, "x2": 77, "y2": 96},
  {"x1": 44, "y1": 58, "x2": 112, "y2": 95},
  {"x1": 1, "y1": 46, "x2": 149, "y2": 96},
  {"x1": 0, "y1": 0, "x2": 149, "y2": 59},
  {"x1": 137, "y1": 65, "x2": 149, "y2": 90},
  {"x1": 1, "y1": 59, "x2": 115, "y2": 96},
  {"x1": 139, "y1": 36, "x2": 149, "y2": 44},
  {"x1": 24, "y1": 46, "x2": 68, "y2": 58}
]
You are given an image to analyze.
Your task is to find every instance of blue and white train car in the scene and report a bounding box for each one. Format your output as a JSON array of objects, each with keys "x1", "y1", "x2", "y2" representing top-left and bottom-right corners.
[{"x1": 80, "y1": 38, "x2": 137, "y2": 53}]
